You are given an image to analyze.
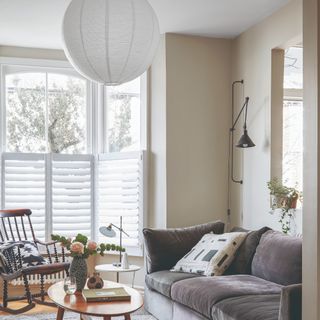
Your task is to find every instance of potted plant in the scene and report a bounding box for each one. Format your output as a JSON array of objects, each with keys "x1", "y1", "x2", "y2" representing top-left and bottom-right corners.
[
  {"x1": 51, "y1": 233, "x2": 124, "y2": 293},
  {"x1": 267, "y1": 178, "x2": 301, "y2": 234}
]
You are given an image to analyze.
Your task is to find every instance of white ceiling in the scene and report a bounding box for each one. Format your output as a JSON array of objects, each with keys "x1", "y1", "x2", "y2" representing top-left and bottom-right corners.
[{"x1": 0, "y1": 0, "x2": 290, "y2": 49}]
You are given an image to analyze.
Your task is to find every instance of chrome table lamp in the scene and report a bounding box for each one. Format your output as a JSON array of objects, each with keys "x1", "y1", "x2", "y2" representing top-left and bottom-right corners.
[{"x1": 99, "y1": 216, "x2": 130, "y2": 267}]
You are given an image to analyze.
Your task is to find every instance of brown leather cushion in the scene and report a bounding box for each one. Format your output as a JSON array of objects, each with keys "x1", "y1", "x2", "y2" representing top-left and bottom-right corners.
[
  {"x1": 171, "y1": 275, "x2": 282, "y2": 319},
  {"x1": 143, "y1": 221, "x2": 225, "y2": 274},
  {"x1": 252, "y1": 230, "x2": 302, "y2": 286}
]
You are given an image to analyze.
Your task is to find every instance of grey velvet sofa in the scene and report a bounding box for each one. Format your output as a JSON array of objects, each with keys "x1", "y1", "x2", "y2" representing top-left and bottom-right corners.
[{"x1": 143, "y1": 221, "x2": 302, "y2": 320}]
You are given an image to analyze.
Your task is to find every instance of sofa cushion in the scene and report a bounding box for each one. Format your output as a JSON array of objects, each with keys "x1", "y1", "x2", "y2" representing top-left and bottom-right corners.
[
  {"x1": 252, "y1": 230, "x2": 302, "y2": 286},
  {"x1": 227, "y1": 226, "x2": 271, "y2": 274},
  {"x1": 145, "y1": 270, "x2": 201, "y2": 298},
  {"x1": 212, "y1": 294, "x2": 280, "y2": 320},
  {"x1": 171, "y1": 275, "x2": 282, "y2": 319},
  {"x1": 171, "y1": 232, "x2": 246, "y2": 276},
  {"x1": 143, "y1": 221, "x2": 225, "y2": 273}
]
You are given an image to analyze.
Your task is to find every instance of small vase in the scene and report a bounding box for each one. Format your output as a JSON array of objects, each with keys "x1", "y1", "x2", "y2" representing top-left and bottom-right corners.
[
  {"x1": 70, "y1": 257, "x2": 88, "y2": 292},
  {"x1": 87, "y1": 272, "x2": 104, "y2": 289}
]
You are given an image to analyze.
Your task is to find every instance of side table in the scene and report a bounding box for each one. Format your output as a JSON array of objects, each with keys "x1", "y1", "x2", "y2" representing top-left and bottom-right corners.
[{"x1": 95, "y1": 264, "x2": 141, "y2": 287}]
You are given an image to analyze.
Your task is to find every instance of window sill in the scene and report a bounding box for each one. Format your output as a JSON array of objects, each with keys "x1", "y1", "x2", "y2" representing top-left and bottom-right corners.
[{"x1": 106, "y1": 246, "x2": 143, "y2": 258}]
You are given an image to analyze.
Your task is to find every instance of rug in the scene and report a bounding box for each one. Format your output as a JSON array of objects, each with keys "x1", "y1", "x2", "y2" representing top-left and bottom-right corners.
[{"x1": 0, "y1": 308, "x2": 156, "y2": 320}]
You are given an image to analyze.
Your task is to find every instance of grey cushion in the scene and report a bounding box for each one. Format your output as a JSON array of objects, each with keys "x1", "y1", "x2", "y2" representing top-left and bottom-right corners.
[
  {"x1": 145, "y1": 270, "x2": 201, "y2": 298},
  {"x1": 212, "y1": 294, "x2": 280, "y2": 320},
  {"x1": 252, "y1": 230, "x2": 302, "y2": 286},
  {"x1": 143, "y1": 221, "x2": 225, "y2": 273},
  {"x1": 171, "y1": 274, "x2": 282, "y2": 319},
  {"x1": 227, "y1": 226, "x2": 271, "y2": 274}
]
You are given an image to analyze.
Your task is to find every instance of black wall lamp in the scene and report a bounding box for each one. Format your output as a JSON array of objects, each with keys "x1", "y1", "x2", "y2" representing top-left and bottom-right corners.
[
  {"x1": 227, "y1": 80, "x2": 255, "y2": 221},
  {"x1": 230, "y1": 80, "x2": 255, "y2": 184}
]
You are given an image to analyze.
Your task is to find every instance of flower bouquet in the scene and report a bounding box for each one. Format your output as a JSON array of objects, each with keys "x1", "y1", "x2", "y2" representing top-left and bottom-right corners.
[{"x1": 51, "y1": 233, "x2": 124, "y2": 292}]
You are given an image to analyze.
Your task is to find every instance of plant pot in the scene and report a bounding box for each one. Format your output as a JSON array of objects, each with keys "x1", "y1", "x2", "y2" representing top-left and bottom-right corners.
[
  {"x1": 70, "y1": 257, "x2": 88, "y2": 292},
  {"x1": 289, "y1": 197, "x2": 298, "y2": 209}
]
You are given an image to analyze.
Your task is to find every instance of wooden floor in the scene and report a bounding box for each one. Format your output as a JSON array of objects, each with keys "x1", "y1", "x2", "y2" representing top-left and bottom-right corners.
[{"x1": 0, "y1": 299, "x2": 57, "y2": 316}]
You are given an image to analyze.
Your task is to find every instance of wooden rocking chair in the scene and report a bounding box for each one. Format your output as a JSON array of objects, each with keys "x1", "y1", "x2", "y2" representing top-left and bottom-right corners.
[{"x1": 0, "y1": 209, "x2": 70, "y2": 314}]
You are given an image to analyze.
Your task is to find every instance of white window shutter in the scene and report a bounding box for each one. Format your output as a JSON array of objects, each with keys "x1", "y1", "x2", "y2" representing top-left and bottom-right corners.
[
  {"x1": 98, "y1": 152, "x2": 144, "y2": 252},
  {"x1": 52, "y1": 154, "x2": 93, "y2": 238},
  {"x1": 2, "y1": 153, "x2": 46, "y2": 240}
]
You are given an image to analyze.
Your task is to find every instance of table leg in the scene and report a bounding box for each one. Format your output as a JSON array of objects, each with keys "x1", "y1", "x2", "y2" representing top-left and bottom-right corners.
[
  {"x1": 56, "y1": 307, "x2": 65, "y2": 320},
  {"x1": 103, "y1": 316, "x2": 112, "y2": 320},
  {"x1": 116, "y1": 271, "x2": 119, "y2": 283},
  {"x1": 132, "y1": 271, "x2": 136, "y2": 288},
  {"x1": 124, "y1": 314, "x2": 131, "y2": 320}
]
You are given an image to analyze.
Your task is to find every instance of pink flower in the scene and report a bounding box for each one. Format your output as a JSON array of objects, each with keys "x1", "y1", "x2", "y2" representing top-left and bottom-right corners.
[
  {"x1": 70, "y1": 242, "x2": 84, "y2": 254},
  {"x1": 87, "y1": 241, "x2": 98, "y2": 251}
]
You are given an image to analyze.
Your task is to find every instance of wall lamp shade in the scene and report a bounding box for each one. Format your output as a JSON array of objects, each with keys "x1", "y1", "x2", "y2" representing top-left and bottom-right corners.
[
  {"x1": 62, "y1": 0, "x2": 160, "y2": 86},
  {"x1": 236, "y1": 129, "x2": 256, "y2": 148}
]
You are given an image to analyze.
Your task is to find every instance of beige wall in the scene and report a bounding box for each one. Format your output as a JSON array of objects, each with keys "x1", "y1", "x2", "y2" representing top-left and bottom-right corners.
[
  {"x1": 231, "y1": 0, "x2": 302, "y2": 230},
  {"x1": 165, "y1": 34, "x2": 231, "y2": 228}
]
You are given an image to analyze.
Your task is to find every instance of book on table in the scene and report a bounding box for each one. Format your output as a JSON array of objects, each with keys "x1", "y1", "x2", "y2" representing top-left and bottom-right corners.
[{"x1": 82, "y1": 287, "x2": 131, "y2": 302}]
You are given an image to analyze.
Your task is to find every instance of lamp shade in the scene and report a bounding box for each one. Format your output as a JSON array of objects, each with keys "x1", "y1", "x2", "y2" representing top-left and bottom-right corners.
[
  {"x1": 62, "y1": 0, "x2": 160, "y2": 85},
  {"x1": 99, "y1": 225, "x2": 116, "y2": 238},
  {"x1": 236, "y1": 129, "x2": 255, "y2": 148}
]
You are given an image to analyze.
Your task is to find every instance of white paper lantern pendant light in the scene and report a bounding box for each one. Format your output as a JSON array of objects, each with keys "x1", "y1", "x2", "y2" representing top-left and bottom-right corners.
[{"x1": 62, "y1": 0, "x2": 160, "y2": 85}]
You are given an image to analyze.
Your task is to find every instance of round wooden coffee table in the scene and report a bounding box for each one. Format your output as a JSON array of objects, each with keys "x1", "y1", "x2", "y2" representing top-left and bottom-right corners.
[{"x1": 48, "y1": 280, "x2": 143, "y2": 320}]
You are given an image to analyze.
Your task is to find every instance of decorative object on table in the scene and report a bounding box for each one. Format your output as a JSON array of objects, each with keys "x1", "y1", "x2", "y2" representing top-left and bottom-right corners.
[
  {"x1": 63, "y1": 276, "x2": 77, "y2": 295},
  {"x1": 83, "y1": 287, "x2": 131, "y2": 303},
  {"x1": 267, "y1": 177, "x2": 302, "y2": 234},
  {"x1": 62, "y1": 0, "x2": 160, "y2": 86},
  {"x1": 171, "y1": 232, "x2": 247, "y2": 276},
  {"x1": 51, "y1": 233, "x2": 124, "y2": 292},
  {"x1": 99, "y1": 216, "x2": 130, "y2": 267},
  {"x1": 87, "y1": 272, "x2": 104, "y2": 290},
  {"x1": 121, "y1": 252, "x2": 129, "y2": 269},
  {"x1": 0, "y1": 209, "x2": 70, "y2": 314}
]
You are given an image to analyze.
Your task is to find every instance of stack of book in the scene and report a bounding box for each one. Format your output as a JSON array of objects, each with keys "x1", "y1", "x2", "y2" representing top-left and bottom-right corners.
[{"x1": 82, "y1": 287, "x2": 131, "y2": 303}]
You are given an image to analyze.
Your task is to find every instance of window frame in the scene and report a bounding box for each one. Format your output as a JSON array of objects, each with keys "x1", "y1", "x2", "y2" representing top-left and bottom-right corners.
[{"x1": 0, "y1": 57, "x2": 148, "y2": 256}]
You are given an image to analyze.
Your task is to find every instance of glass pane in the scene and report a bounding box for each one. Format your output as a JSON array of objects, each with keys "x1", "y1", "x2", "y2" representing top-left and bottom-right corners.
[
  {"x1": 48, "y1": 74, "x2": 87, "y2": 154},
  {"x1": 283, "y1": 100, "x2": 303, "y2": 191},
  {"x1": 106, "y1": 77, "x2": 141, "y2": 152},
  {"x1": 6, "y1": 73, "x2": 46, "y2": 152},
  {"x1": 284, "y1": 47, "x2": 303, "y2": 89}
]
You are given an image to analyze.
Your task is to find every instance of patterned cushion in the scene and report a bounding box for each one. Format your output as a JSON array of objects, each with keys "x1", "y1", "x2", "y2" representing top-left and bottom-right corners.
[
  {"x1": 171, "y1": 232, "x2": 246, "y2": 276},
  {"x1": 2, "y1": 241, "x2": 47, "y2": 268}
]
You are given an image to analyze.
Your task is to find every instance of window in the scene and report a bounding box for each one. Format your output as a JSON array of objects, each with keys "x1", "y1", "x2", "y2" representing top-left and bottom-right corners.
[
  {"x1": 0, "y1": 59, "x2": 146, "y2": 255},
  {"x1": 5, "y1": 68, "x2": 88, "y2": 154},
  {"x1": 282, "y1": 47, "x2": 303, "y2": 191}
]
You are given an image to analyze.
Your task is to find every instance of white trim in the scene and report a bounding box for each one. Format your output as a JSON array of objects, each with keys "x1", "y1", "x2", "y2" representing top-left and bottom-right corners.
[
  {"x1": 0, "y1": 57, "x2": 71, "y2": 70},
  {"x1": 45, "y1": 153, "x2": 53, "y2": 242}
]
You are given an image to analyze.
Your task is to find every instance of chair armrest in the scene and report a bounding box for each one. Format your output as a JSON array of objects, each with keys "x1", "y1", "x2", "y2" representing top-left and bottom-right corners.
[
  {"x1": 279, "y1": 283, "x2": 302, "y2": 320},
  {"x1": 143, "y1": 221, "x2": 224, "y2": 273}
]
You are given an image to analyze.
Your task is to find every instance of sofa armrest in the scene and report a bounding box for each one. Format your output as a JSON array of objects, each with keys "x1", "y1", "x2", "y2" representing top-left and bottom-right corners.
[
  {"x1": 143, "y1": 221, "x2": 224, "y2": 274},
  {"x1": 279, "y1": 284, "x2": 302, "y2": 320}
]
